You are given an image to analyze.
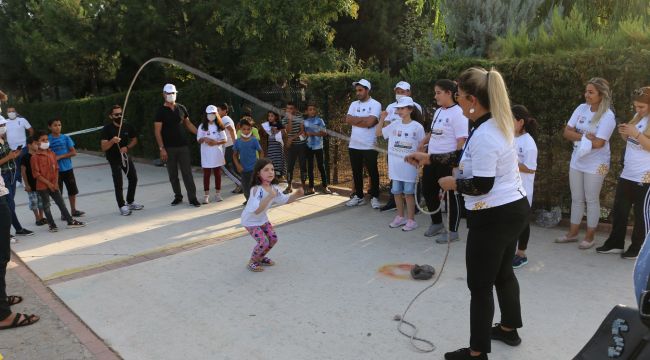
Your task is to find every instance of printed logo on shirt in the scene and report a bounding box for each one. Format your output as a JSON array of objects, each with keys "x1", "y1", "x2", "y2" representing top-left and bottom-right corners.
[
  {"x1": 431, "y1": 128, "x2": 443, "y2": 136},
  {"x1": 597, "y1": 163, "x2": 609, "y2": 176}
]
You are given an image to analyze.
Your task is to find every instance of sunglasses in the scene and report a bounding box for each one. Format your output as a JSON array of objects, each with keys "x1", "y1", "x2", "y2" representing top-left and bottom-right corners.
[{"x1": 633, "y1": 88, "x2": 648, "y2": 97}]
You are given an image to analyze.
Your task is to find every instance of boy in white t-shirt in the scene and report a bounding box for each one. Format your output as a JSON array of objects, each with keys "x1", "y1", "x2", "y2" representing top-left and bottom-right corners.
[
  {"x1": 217, "y1": 103, "x2": 241, "y2": 193},
  {"x1": 5, "y1": 106, "x2": 33, "y2": 186}
]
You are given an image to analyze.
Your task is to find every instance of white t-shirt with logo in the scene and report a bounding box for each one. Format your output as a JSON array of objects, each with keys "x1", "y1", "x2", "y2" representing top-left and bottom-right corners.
[
  {"x1": 6, "y1": 116, "x2": 32, "y2": 150},
  {"x1": 457, "y1": 119, "x2": 525, "y2": 211},
  {"x1": 515, "y1": 133, "x2": 538, "y2": 205},
  {"x1": 567, "y1": 104, "x2": 616, "y2": 175},
  {"x1": 428, "y1": 105, "x2": 469, "y2": 154},
  {"x1": 241, "y1": 185, "x2": 290, "y2": 227},
  {"x1": 621, "y1": 116, "x2": 650, "y2": 183},
  {"x1": 384, "y1": 101, "x2": 422, "y2": 124},
  {"x1": 221, "y1": 116, "x2": 236, "y2": 147},
  {"x1": 197, "y1": 123, "x2": 227, "y2": 168},
  {"x1": 382, "y1": 120, "x2": 425, "y2": 183},
  {"x1": 347, "y1": 98, "x2": 382, "y2": 150}
]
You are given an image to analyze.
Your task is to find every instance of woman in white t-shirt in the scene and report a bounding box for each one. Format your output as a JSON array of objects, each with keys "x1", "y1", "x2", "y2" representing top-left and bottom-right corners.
[
  {"x1": 418, "y1": 79, "x2": 468, "y2": 242},
  {"x1": 407, "y1": 67, "x2": 529, "y2": 360},
  {"x1": 511, "y1": 105, "x2": 538, "y2": 269},
  {"x1": 376, "y1": 96, "x2": 425, "y2": 232},
  {"x1": 597, "y1": 87, "x2": 650, "y2": 259},
  {"x1": 198, "y1": 106, "x2": 227, "y2": 204},
  {"x1": 557, "y1": 78, "x2": 616, "y2": 249}
]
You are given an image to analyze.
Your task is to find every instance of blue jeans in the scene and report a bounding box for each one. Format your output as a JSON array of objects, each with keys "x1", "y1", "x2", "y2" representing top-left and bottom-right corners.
[
  {"x1": 1, "y1": 171, "x2": 24, "y2": 232},
  {"x1": 13, "y1": 147, "x2": 27, "y2": 184}
]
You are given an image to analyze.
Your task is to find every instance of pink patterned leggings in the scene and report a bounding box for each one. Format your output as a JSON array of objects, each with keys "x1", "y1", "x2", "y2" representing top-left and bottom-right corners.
[{"x1": 246, "y1": 222, "x2": 278, "y2": 263}]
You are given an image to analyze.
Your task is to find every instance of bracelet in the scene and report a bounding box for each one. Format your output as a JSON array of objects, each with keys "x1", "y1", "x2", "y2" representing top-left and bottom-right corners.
[{"x1": 159, "y1": 146, "x2": 164, "y2": 151}]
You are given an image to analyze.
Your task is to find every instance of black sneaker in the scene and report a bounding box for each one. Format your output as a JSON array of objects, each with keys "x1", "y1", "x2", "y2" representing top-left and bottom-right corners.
[
  {"x1": 380, "y1": 200, "x2": 396, "y2": 212},
  {"x1": 67, "y1": 220, "x2": 86, "y2": 228},
  {"x1": 622, "y1": 248, "x2": 640, "y2": 260},
  {"x1": 49, "y1": 225, "x2": 59, "y2": 233},
  {"x1": 171, "y1": 198, "x2": 183, "y2": 206},
  {"x1": 35, "y1": 219, "x2": 47, "y2": 226},
  {"x1": 189, "y1": 199, "x2": 201, "y2": 207},
  {"x1": 15, "y1": 228, "x2": 34, "y2": 236},
  {"x1": 596, "y1": 244, "x2": 624, "y2": 254},
  {"x1": 444, "y1": 348, "x2": 487, "y2": 360},
  {"x1": 71, "y1": 210, "x2": 85, "y2": 217},
  {"x1": 490, "y1": 323, "x2": 521, "y2": 346}
]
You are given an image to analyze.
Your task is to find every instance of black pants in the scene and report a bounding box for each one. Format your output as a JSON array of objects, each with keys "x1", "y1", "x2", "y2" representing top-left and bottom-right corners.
[
  {"x1": 517, "y1": 224, "x2": 531, "y2": 251},
  {"x1": 109, "y1": 157, "x2": 138, "y2": 208},
  {"x1": 307, "y1": 147, "x2": 327, "y2": 188},
  {"x1": 38, "y1": 189, "x2": 73, "y2": 225},
  {"x1": 348, "y1": 148, "x2": 379, "y2": 199},
  {"x1": 241, "y1": 171, "x2": 253, "y2": 200},
  {"x1": 286, "y1": 143, "x2": 307, "y2": 185},
  {"x1": 603, "y1": 178, "x2": 650, "y2": 251},
  {"x1": 166, "y1": 146, "x2": 197, "y2": 202},
  {"x1": 224, "y1": 145, "x2": 241, "y2": 183},
  {"x1": 422, "y1": 163, "x2": 461, "y2": 231},
  {"x1": 466, "y1": 197, "x2": 529, "y2": 353},
  {"x1": 0, "y1": 195, "x2": 11, "y2": 321}
]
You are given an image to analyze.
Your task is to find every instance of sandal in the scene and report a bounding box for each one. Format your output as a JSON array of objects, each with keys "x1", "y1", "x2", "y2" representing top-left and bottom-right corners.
[
  {"x1": 260, "y1": 257, "x2": 275, "y2": 266},
  {"x1": 0, "y1": 313, "x2": 39, "y2": 330},
  {"x1": 579, "y1": 239, "x2": 595, "y2": 250},
  {"x1": 554, "y1": 235, "x2": 578, "y2": 243},
  {"x1": 7, "y1": 295, "x2": 23, "y2": 306},
  {"x1": 248, "y1": 261, "x2": 264, "y2": 272}
]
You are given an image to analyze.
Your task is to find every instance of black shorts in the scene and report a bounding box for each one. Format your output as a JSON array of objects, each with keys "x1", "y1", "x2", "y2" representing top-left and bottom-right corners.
[{"x1": 58, "y1": 169, "x2": 79, "y2": 196}]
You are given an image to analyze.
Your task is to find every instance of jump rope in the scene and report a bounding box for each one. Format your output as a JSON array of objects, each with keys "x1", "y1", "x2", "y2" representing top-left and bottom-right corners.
[{"x1": 113, "y1": 57, "x2": 453, "y2": 354}]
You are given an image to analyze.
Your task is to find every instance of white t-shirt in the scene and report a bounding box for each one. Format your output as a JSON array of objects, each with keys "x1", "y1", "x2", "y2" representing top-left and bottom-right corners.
[
  {"x1": 382, "y1": 120, "x2": 425, "y2": 183},
  {"x1": 457, "y1": 119, "x2": 526, "y2": 211},
  {"x1": 197, "y1": 123, "x2": 227, "y2": 168},
  {"x1": 241, "y1": 185, "x2": 291, "y2": 227},
  {"x1": 6, "y1": 116, "x2": 32, "y2": 150},
  {"x1": 567, "y1": 104, "x2": 616, "y2": 175},
  {"x1": 222, "y1": 116, "x2": 236, "y2": 147},
  {"x1": 428, "y1": 105, "x2": 468, "y2": 154},
  {"x1": 347, "y1": 98, "x2": 382, "y2": 150},
  {"x1": 621, "y1": 116, "x2": 650, "y2": 183},
  {"x1": 515, "y1": 133, "x2": 538, "y2": 206},
  {"x1": 384, "y1": 101, "x2": 422, "y2": 124}
]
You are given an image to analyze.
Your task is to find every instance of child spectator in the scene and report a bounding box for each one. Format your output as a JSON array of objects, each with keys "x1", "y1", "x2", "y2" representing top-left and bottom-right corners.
[
  {"x1": 217, "y1": 103, "x2": 241, "y2": 193},
  {"x1": 48, "y1": 118, "x2": 84, "y2": 217},
  {"x1": 261, "y1": 111, "x2": 286, "y2": 180},
  {"x1": 21, "y1": 138, "x2": 45, "y2": 225},
  {"x1": 303, "y1": 104, "x2": 330, "y2": 195},
  {"x1": 198, "y1": 105, "x2": 227, "y2": 204},
  {"x1": 233, "y1": 119, "x2": 263, "y2": 202}
]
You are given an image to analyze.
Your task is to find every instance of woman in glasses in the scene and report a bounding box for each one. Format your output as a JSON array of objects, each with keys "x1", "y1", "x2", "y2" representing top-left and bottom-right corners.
[
  {"x1": 596, "y1": 87, "x2": 650, "y2": 259},
  {"x1": 556, "y1": 78, "x2": 616, "y2": 249},
  {"x1": 406, "y1": 67, "x2": 529, "y2": 360}
]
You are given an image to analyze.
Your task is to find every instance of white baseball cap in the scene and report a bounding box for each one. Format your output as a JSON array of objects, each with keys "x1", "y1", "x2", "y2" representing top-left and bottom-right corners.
[
  {"x1": 352, "y1": 79, "x2": 371, "y2": 90},
  {"x1": 163, "y1": 84, "x2": 177, "y2": 93},
  {"x1": 394, "y1": 81, "x2": 411, "y2": 91},
  {"x1": 394, "y1": 96, "x2": 415, "y2": 108},
  {"x1": 205, "y1": 105, "x2": 218, "y2": 114}
]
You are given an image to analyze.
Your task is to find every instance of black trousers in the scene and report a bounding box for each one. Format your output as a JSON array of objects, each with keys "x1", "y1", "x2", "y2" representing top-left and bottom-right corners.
[
  {"x1": 348, "y1": 148, "x2": 379, "y2": 198},
  {"x1": 306, "y1": 147, "x2": 327, "y2": 188},
  {"x1": 0, "y1": 195, "x2": 11, "y2": 321},
  {"x1": 109, "y1": 157, "x2": 138, "y2": 208},
  {"x1": 224, "y1": 145, "x2": 241, "y2": 183},
  {"x1": 286, "y1": 143, "x2": 307, "y2": 185},
  {"x1": 603, "y1": 178, "x2": 650, "y2": 251},
  {"x1": 517, "y1": 224, "x2": 531, "y2": 251},
  {"x1": 166, "y1": 146, "x2": 197, "y2": 202},
  {"x1": 38, "y1": 189, "x2": 73, "y2": 225},
  {"x1": 466, "y1": 197, "x2": 529, "y2": 353},
  {"x1": 422, "y1": 163, "x2": 461, "y2": 231}
]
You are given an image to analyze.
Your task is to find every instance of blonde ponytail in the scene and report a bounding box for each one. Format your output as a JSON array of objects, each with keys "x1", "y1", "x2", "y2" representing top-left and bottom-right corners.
[
  {"x1": 486, "y1": 68, "x2": 514, "y2": 143},
  {"x1": 630, "y1": 86, "x2": 650, "y2": 137},
  {"x1": 586, "y1": 77, "x2": 612, "y2": 128}
]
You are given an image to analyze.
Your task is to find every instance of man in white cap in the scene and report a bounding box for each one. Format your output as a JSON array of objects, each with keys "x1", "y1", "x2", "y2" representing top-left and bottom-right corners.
[
  {"x1": 380, "y1": 81, "x2": 423, "y2": 211},
  {"x1": 345, "y1": 79, "x2": 382, "y2": 208},
  {"x1": 154, "y1": 83, "x2": 200, "y2": 207},
  {"x1": 101, "y1": 105, "x2": 143, "y2": 216}
]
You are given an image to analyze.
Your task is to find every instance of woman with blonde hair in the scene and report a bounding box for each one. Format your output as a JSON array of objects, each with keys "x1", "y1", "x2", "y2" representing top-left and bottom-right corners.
[
  {"x1": 597, "y1": 87, "x2": 650, "y2": 259},
  {"x1": 406, "y1": 67, "x2": 529, "y2": 360},
  {"x1": 557, "y1": 78, "x2": 616, "y2": 249}
]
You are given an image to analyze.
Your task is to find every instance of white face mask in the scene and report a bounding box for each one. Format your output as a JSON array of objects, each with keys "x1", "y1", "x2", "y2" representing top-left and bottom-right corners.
[
  {"x1": 207, "y1": 114, "x2": 216, "y2": 122},
  {"x1": 0, "y1": 127, "x2": 6, "y2": 135},
  {"x1": 7, "y1": 112, "x2": 17, "y2": 120},
  {"x1": 395, "y1": 94, "x2": 406, "y2": 102},
  {"x1": 165, "y1": 93, "x2": 177, "y2": 103},
  {"x1": 241, "y1": 133, "x2": 252, "y2": 139},
  {"x1": 39, "y1": 142, "x2": 50, "y2": 150}
]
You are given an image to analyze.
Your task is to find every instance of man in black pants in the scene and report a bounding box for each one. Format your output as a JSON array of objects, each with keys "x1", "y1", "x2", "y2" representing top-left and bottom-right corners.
[
  {"x1": 101, "y1": 105, "x2": 144, "y2": 216},
  {"x1": 282, "y1": 101, "x2": 307, "y2": 194},
  {"x1": 154, "y1": 84, "x2": 200, "y2": 207}
]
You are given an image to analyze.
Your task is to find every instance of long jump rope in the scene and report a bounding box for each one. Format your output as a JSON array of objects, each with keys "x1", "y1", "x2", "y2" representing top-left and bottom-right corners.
[{"x1": 97, "y1": 57, "x2": 452, "y2": 353}]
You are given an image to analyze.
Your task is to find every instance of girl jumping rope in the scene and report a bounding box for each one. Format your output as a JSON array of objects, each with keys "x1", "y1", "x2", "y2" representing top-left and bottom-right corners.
[{"x1": 241, "y1": 158, "x2": 304, "y2": 272}]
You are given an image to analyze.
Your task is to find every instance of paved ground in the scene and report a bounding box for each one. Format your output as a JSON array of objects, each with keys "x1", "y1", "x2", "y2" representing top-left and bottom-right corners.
[{"x1": 2, "y1": 153, "x2": 640, "y2": 360}]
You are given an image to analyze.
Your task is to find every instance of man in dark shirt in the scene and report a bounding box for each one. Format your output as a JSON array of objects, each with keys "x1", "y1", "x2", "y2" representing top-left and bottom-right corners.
[
  {"x1": 154, "y1": 84, "x2": 200, "y2": 207},
  {"x1": 101, "y1": 105, "x2": 144, "y2": 216}
]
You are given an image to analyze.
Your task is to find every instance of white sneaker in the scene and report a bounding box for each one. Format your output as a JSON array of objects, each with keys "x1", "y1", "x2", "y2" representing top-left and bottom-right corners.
[
  {"x1": 10, "y1": 235, "x2": 17, "y2": 244},
  {"x1": 346, "y1": 195, "x2": 366, "y2": 207},
  {"x1": 128, "y1": 203, "x2": 144, "y2": 210},
  {"x1": 119, "y1": 206, "x2": 132, "y2": 216},
  {"x1": 214, "y1": 193, "x2": 223, "y2": 202},
  {"x1": 203, "y1": 194, "x2": 210, "y2": 204},
  {"x1": 370, "y1": 197, "x2": 381, "y2": 209}
]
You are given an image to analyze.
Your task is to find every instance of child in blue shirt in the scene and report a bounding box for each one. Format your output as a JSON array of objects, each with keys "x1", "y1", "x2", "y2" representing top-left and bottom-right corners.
[
  {"x1": 233, "y1": 118, "x2": 263, "y2": 202},
  {"x1": 303, "y1": 104, "x2": 330, "y2": 195},
  {"x1": 48, "y1": 118, "x2": 84, "y2": 217}
]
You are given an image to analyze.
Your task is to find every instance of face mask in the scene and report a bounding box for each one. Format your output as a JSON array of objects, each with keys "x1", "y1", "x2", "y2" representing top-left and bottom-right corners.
[
  {"x1": 207, "y1": 114, "x2": 216, "y2": 121},
  {"x1": 395, "y1": 94, "x2": 406, "y2": 102},
  {"x1": 165, "y1": 93, "x2": 177, "y2": 103},
  {"x1": 39, "y1": 142, "x2": 50, "y2": 150},
  {"x1": 241, "y1": 133, "x2": 252, "y2": 139},
  {"x1": 0, "y1": 127, "x2": 6, "y2": 135},
  {"x1": 7, "y1": 112, "x2": 17, "y2": 120}
]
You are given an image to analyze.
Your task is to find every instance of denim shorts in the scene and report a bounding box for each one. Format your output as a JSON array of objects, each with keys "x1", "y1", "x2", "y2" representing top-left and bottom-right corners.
[
  {"x1": 28, "y1": 191, "x2": 43, "y2": 210},
  {"x1": 391, "y1": 180, "x2": 416, "y2": 195}
]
